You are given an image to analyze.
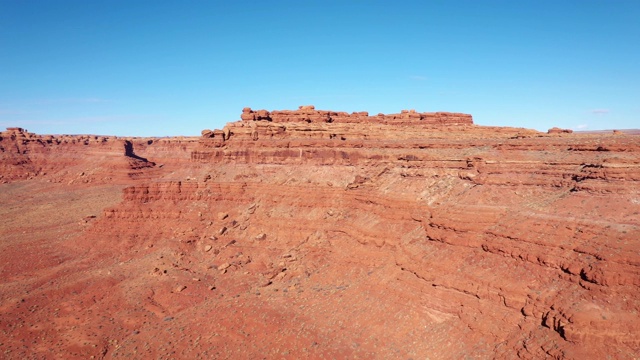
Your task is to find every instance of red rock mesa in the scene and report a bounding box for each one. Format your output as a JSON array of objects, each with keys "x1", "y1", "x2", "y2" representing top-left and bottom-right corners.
[{"x1": 1, "y1": 107, "x2": 639, "y2": 359}]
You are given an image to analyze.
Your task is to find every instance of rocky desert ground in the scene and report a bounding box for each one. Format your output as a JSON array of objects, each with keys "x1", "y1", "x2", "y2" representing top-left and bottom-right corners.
[{"x1": 1, "y1": 106, "x2": 639, "y2": 359}]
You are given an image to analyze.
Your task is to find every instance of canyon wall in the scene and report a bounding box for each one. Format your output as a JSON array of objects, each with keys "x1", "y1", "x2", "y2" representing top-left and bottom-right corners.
[
  {"x1": 1, "y1": 107, "x2": 639, "y2": 359},
  {"x1": 0, "y1": 126, "x2": 198, "y2": 184}
]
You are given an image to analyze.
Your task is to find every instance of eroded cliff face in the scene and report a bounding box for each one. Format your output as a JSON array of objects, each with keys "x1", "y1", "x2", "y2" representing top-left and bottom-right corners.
[
  {"x1": 0, "y1": 127, "x2": 199, "y2": 184},
  {"x1": 1, "y1": 108, "x2": 639, "y2": 359}
]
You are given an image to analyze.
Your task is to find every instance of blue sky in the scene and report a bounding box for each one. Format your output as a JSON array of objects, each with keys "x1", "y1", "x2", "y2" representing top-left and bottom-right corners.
[{"x1": 1, "y1": 0, "x2": 638, "y2": 136}]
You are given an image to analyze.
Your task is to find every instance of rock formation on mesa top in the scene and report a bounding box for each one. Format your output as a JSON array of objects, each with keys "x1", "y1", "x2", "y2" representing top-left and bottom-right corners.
[{"x1": 240, "y1": 105, "x2": 474, "y2": 125}]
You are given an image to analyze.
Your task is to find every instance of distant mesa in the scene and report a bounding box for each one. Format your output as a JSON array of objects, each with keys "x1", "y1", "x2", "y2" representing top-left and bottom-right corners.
[
  {"x1": 547, "y1": 127, "x2": 574, "y2": 134},
  {"x1": 240, "y1": 105, "x2": 474, "y2": 125}
]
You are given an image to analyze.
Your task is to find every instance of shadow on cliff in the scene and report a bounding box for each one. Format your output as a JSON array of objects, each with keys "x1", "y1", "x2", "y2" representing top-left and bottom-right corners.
[{"x1": 124, "y1": 140, "x2": 155, "y2": 165}]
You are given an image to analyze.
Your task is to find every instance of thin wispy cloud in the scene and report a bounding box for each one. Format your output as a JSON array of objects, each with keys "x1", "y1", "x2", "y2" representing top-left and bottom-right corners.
[
  {"x1": 34, "y1": 98, "x2": 113, "y2": 105},
  {"x1": 590, "y1": 109, "x2": 609, "y2": 115},
  {"x1": 0, "y1": 115, "x2": 157, "y2": 127},
  {"x1": 287, "y1": 94, "x2": 357, "y2": 101},
  {"x1": 575, "y1": 124, "x2": 589, "y2": 129},
  {"x1": 409, "y1": 75, "x2": 427, "y2": 81},
  {"x1": 0, "y1": 98, "x2": 113, "y2": 112},
  {"x1": 0, "y1": 109, "x2": 33, "y2": 115},
  {"x1": 0, "y1": 120, "x2": 74, "y2": 127}
]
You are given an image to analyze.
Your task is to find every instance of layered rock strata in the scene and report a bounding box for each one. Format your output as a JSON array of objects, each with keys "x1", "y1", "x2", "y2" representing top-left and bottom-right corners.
[
  {"x1": 0, "y1": 107, "x2": 639, "y2": 359},
  {"x1": 0, "y1": 127, "x2": 198, "y2": 183},
  {"x1": 240, "y1": 105, "x2": 474, "y2": 125}
]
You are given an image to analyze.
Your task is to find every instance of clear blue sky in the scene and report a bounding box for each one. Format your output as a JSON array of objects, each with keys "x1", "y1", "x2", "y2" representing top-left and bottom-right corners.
[{"x1": 1, "y1": 0, "x2": 638, "y2": 136}]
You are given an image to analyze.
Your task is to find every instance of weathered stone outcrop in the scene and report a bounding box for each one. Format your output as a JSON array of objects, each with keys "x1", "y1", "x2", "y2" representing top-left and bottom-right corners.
[
  {"x1": 241, "y1": 105, "x2": 474, "y2": 125},
  {"x1": 1, "y1": 108, "x2": 639, "y2": 359},
  {"x1": 548, "y1": 127, "x2": 574, "y2": 134}
]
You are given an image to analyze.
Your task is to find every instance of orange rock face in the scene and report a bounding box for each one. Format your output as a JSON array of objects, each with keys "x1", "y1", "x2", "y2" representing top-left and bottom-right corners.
[
  {"x1": 1, "y1": 108, "x2": 639, "y2": 359},
  {"x1": 240, "y1": 105, "x2": 474, "y2": 125}
]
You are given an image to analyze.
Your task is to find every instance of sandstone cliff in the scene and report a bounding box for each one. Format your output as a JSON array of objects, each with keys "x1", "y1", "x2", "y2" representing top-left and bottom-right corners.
[
  {"x1": 240, "y1": 105, "x2": 474, "y2": 125},
  {"x1": 1, "y1": 107, "x2": 639, "y2": 359}
]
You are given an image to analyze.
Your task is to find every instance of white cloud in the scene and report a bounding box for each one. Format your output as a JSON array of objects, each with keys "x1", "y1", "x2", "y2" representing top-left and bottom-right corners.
[
  {"x1": 0, "y1": 115, "x2": 154, "y2": 127},
  {"x1": 34, "y1": 98, "x2": 112, "y2": 105},
  {"x1": 409, "y1": 75, "x2": 427, "y2": 81},
  {"x1": 0, "y1": 109, "x2": 29, "y2": 115},
  {"x1": 590, "y1": 109, "x2": 609, "y2": 115},
  {"x1": 576, "y1": 124, "x2": 589, "y2": 129}
]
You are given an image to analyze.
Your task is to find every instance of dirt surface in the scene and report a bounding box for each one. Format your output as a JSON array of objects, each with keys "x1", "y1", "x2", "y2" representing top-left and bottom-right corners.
[{"x1": 1, "y1": 110, "x2": 639, "y2": 359}]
